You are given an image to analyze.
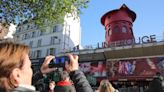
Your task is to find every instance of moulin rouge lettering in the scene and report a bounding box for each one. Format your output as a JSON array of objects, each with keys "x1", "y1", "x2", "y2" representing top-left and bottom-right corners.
[{"x1": 97, "y1": 35, "x2": 157, "y2": 48}]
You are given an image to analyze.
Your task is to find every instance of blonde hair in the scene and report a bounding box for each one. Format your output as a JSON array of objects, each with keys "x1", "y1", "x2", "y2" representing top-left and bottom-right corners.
[
  {"x1": 99, "y1": 80, "x2": 115, "y2": 92},
  {"x1": 0, "y1": 41, "x2": 30, "y2": 92},
  {"x1": 49, "y1": 81, "x2": 55, "y2": 86}
]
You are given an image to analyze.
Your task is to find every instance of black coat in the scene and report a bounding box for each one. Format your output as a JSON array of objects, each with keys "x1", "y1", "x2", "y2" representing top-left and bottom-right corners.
[
  {"x1": 32, "y1": 70, "x2": 94, "y2": 92},
  {"x1": 144, "y1": 78, "x2": 164, "y2": 92},
  {"x1": 69, "y1": 70, "x2": 93, "y2": 92}
]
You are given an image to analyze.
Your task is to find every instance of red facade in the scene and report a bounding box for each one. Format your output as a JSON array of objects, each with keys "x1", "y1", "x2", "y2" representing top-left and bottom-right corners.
[
  {"x1": 101, "y1": 4, "x2": 136, "y2": 46},
  {"x1": 106, "y1": 57, "x2": 164, "y2": 81}
]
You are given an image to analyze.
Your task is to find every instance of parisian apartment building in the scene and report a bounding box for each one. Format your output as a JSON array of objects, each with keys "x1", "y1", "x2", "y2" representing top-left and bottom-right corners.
[{"x1": 14, "y1": 14, "x2": 81, "y2": 60}]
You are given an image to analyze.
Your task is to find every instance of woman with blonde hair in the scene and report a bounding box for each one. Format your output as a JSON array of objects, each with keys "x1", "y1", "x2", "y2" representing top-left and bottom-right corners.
[
  {"x1": 0, "y1": 41, "x2": 56, "y2": 92},
  {"x1": 49, "y1": 81, "x2": 55, "y2": 92},
  {"x1": 98, "y1": 79, "x2": 118, "y2": 92}
]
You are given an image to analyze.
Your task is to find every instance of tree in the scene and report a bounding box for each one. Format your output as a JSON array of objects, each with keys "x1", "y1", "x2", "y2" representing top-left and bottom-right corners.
[{"x1": 0, "y1": 0, "x2": 89, "y2": 27}]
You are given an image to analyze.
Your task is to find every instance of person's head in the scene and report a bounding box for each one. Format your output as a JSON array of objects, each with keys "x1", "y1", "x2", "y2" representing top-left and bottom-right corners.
[
  {"x1": 98, "y1": 80, "x2": 115, "y2": 92},
  {"x1": 0, "y1": 41, "x2": 32, "y2": 91},
  {"x1": 59, "y1": 71, "x2": 70, "y2": 82},
  {"x1": 49, "y1": 81, "x2": 55, "y2": 90}
]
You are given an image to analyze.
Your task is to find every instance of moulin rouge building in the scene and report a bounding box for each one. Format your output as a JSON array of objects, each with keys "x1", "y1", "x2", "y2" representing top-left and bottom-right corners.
[
  {"x1": 73, "y1": 4, "x2": 164, "y2": 86},
  {"x1": 45, "y1": 4, "x2": 164, "y2": 89},
  {"x1": 99, "y1": 4, "x2": 162, "y2": 81}
]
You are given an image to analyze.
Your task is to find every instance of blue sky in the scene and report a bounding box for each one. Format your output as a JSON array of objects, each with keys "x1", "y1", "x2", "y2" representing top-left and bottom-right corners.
[{"x1": 80, "y1": 0, "x2": 164, "y2": 46}]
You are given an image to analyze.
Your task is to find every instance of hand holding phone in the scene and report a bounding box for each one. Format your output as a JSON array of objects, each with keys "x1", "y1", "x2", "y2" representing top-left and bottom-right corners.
[
  {"x1": 49, "y1": 56, "x2": 70, "y2": 68},
  {"x1": 65, "y1": 54, "x2": 79, "y2": 72}
]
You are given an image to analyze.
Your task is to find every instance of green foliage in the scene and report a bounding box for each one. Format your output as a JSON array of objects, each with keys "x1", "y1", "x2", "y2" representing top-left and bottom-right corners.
[{"x1": 0, "y1": 0, "x2": 89, "y2": 27}]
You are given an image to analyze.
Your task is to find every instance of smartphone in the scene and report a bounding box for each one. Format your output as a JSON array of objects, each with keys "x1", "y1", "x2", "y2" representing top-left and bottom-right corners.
[{"x1": 49, "y1": 56, "x2": 70, "y2": 68}]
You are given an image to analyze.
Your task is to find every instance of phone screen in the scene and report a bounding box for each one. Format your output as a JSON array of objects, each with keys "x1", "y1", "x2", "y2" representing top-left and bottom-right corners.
[{"x1": 49, "y1": 56, "x2": 69, "y2": 68}]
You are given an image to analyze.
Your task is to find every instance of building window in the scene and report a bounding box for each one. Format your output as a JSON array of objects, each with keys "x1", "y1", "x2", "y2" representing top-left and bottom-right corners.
[
  {"x1": 50, "y1": 48, "x2": 56, "y2": 55},
  {"x1": 19, "y1": 28, "x2": 21, "y2": 32},
  {"x1": 108, "y1": 25, "x2": 112, "y2": 36},
  {"x1": 46, "y1": 49, "x2": 49, "y2": 56},
  {"x1": 29, "y1": 41, "x2": 33, "y2": 48},
  {"x1": 107, "y1": 25, "x2": 110, "y2": 31},
  {"x1": 53, "y1": 25, "x2": 57, "y2": 32},
  {"x1": 50, "y1": 36, "x2": 58, "y2": 45},
  {"x1": 22, "y1": 35, "x2": 25, "y2": 40},
  {"x1": 114, "y1": 26, "x2": 119, "y2": 33},
  {"x1": 36, "y1": 50, "x2": 41, "y2": 58},
  {"x1": 24, "y1": 33, "x2": 28, "y2": 39},
  {"x1": 27, "y1": 25, "x2": 30, "y2": 30},
  {"x1": 29, "y1": 51, "x2": 36, "y2": 58},
  {"x1": 108, "y1": 15, "x2": 110, "y2": 19},
  {"x1": 33, "y1": 51, "x2": 36, "y2": 58},
  {"x1": 16, "y1": 36, "x2": 19, "y2": 40},
  {"x1": 16, "y1": 28, "x2": 21, "y2": 33},
  {"x1": 40, "y1": 30, "x2": 44, "y2": 36},
  {"x1": 122, "y1": 26, "x2": 127, "y2": 33},
  {"x1": 37, "y1": 30, "x2": 40, "y2": 36},
  {"x1": 46, "y1": 48, "x2": 56, "y2": 55},
  {"x1": 37, "y1": 39, "x2": 42, "y2": 47},
  {"x1": 32, "y1": 31, "x2": 35, "y2": 38},
  {"x1": 108, "y1": 29, "x2": 112, "y2": 36}
]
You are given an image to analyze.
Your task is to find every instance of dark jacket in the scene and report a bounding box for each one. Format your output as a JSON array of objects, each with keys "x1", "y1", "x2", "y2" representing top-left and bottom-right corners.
[
  {"x1": 32, "y1": 70, "x2": 44, "y2": 85},
  {"x1": 69, "y1": 70, "x2": 93, "y2": 92},
  {"x1": 32, "y1": 70, "x2": 48, "y2": 92},
  {"x1": 32, "y1": 70, "x2": 93, "y2": 92},
  {"x1": 54, "y1": 81, "x2": 76, "y2": 92},
  {"x1": 144, "y1": 78, "x2": 164, "y2": 92}
]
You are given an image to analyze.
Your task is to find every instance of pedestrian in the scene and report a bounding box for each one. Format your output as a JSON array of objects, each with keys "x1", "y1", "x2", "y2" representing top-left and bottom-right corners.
[
  {"x1": 65, "y1": 54, "x2": 93, "y2": 92},
  {"x1": 0, "y1": 41, "x2": 56, "y2": 92},
  {"x1": 98, "y1": 79, "x2": 119, "y2": 92},
  {"x1": 49, "y1": 81, "x2": 55, "y2": 92},
  {"x1": 144, "y1": 77, "x2": 164, "y2": 92},
  {"x1": 54, "y1": 71, "x2": 75, "y2": 92}
]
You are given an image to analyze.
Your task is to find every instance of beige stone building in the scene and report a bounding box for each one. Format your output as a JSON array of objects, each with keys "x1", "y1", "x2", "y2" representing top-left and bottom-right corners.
[{"x1": 0, "y1": 23, "x2": 9, "y2": 39}]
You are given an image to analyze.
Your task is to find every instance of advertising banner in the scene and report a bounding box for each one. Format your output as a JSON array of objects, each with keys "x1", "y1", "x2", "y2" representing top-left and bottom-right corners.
[
  {"x1": 106, "y1": 57, "x2": 164, "y2": 81},
  {"x1": 79, "y1": 61, "x2": 107, "y2": 86}
]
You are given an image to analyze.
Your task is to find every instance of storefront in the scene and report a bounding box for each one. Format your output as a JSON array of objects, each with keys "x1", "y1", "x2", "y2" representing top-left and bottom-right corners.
[
  {"x1": 79, "y1": 60, "x2": 107, "y2": 87},
  {"x1": 106, "y1": 56, "x2": 164, "y2": 92}
]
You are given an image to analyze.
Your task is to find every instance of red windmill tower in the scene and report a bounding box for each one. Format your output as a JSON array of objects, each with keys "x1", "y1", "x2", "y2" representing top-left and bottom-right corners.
[{"x1": 101, "y1": 4, "x2": 136, "y2": 47}]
